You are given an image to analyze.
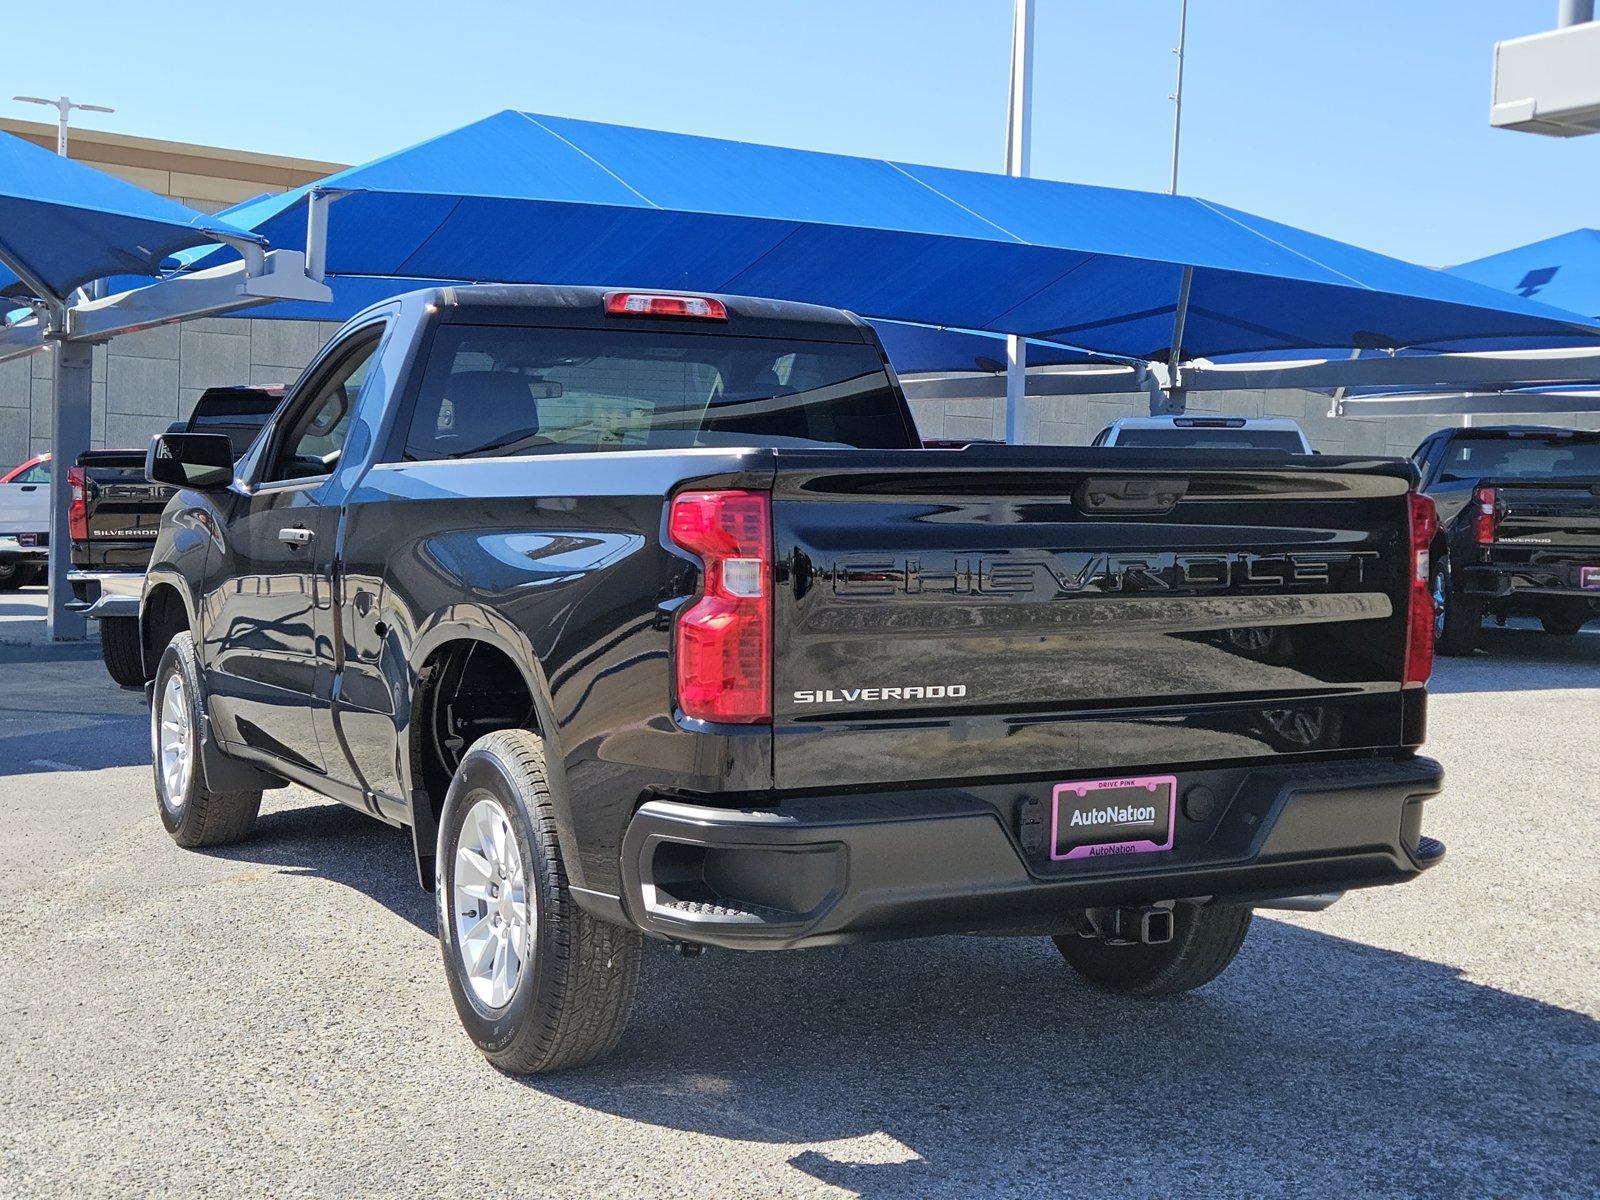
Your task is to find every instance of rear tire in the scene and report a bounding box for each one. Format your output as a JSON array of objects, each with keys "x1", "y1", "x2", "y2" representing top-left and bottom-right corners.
[
  {"x1": 151, "y1": 632, "x2": 261, "y2": 848},
  {"x1": 1432, "y1": 553, "x2": 1482, "y2": 656},
  {"x1": 437, "y1": 729, "x2": 641, "y2": 1074},
  {"x1": 1539, "y1": 612, "x2": 1588, "y2": 637},
  {"x1": 1052, "y1": 903, "x2": 1253, "y2": 996},
  {"x1": 99, "y1": 615, "x2": 146, "y2": 687},
  {"x1": 0, "y1": 561, "x2": 21, "y2": 591}
]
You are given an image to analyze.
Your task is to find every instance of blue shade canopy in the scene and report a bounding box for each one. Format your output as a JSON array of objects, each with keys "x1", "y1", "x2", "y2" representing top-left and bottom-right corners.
[
  {"x1": 169, "y1": 258, "x2": 1099, "y2": 375},
  {"x1": 1450, "y1": 230, "x2": 1600, "y2": 320},
  {"x1": 0, "y1": 130, "x2": 259, "y2": 304},
  {"x1": 193, "y1": 110, "x2": 1599, "y2": 360}
]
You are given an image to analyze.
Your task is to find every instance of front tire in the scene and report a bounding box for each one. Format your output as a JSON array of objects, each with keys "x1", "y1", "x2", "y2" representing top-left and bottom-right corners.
[
  {"x1": 1052, "y1": 903, "x2": 1253, "y2": 996},
  {"x1": 151, "y1": 632, "x2": 261, "y2": 848},
  {"x1": 99, "y1": 615, "x2": 146, "y2": 687},
  {"x1": 437, "y1": 729, "x2": 641, "y2": 1074},
  {"x1": 1432, "y1": 552, "x2": 1482, "y2": 656}
]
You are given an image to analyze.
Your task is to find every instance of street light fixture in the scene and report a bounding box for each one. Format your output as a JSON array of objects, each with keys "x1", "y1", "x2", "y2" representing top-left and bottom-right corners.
[{"x1": 13, "y1": 95, "x2": 116, "y2": 156}]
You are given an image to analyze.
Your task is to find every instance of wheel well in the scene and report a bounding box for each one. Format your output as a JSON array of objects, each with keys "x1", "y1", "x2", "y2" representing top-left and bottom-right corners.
[
  {"x1": 410, "y1": 639, "x2": 537, "y2": 832},
  {"x1": 141, "y1": 584, "x2": 189, "y2": 677}
]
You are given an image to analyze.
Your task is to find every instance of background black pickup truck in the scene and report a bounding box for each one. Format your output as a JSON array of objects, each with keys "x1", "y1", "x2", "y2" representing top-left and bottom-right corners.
[
  {"x1": 71, "y1": 385, "x2": 282, "y2": 685},
  {"x1": 1413, "y1": 425, "x2": 1600, "y2": 653},
  {"x1": 138, "y1": 285, "x2": 1445, "y2": 1074}
]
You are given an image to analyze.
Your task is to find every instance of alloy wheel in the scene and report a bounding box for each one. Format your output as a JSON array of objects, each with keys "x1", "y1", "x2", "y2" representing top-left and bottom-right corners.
[
  {"x1": 452, "y1": 796, "x2": 533, "y2": 1011},
  {"x1": 156, "y1": 672, "x2": 192, "y2": 806}
]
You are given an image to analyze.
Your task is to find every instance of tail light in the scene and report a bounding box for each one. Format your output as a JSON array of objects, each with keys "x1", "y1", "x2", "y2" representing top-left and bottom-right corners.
[
  {"x1": 605, "y1": 292, "x2": 727, "y2": 321},
  {"x1": 67, "y1": 466, "x2": 88, "y2": 542},
  {"x1": 668, "y1": 489, "x2": 772, "y2": 723},
  {"x1": 1473, "y1": 486, "x2": 1498, "y2": 546},
  {"x1": 1404, "y1": 492, "x2": 1438, "y2": 686}
]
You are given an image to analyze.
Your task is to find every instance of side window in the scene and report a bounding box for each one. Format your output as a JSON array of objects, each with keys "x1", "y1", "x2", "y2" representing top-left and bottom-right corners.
[
  {"x1": 264, "y1": 330, "x2": 382, "y2": 483},
  {"x1": 18, "y1": 462, "x2": 50, "y2": 484},
  {"x1": 1413, "y1": 436, "x2": 1443, "y2": 484}
]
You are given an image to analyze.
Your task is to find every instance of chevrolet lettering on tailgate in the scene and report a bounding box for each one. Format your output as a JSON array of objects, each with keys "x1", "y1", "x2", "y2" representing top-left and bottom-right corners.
[{"x1": 828, "y1": 551, "x2": 1381, "y2": 597}]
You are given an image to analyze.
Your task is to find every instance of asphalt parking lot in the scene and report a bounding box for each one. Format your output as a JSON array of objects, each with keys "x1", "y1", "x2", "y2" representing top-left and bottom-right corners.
[{"x1": 0, "y1": 588, "x2": 1594, "y2": 1199}]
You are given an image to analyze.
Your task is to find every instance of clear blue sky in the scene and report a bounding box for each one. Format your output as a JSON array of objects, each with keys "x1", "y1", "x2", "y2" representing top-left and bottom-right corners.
[{"x1": 8, "y1": 0, "x2": 1589, "y2": 266}]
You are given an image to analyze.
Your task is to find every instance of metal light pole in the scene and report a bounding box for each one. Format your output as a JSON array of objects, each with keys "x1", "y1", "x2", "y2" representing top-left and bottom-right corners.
[
  {"x1": 1003, "y1": 0, "x2": 1035, "y2": 444},
  {"x1": 1558, "y1": 0, "x2": 1594, "y2": 27},
  {"x1": 13, "y1": 95, "x2": 115, "y2": 156},
  {"x1": 1169, "y1": 0, "x2": 1189, "y2": 195}
]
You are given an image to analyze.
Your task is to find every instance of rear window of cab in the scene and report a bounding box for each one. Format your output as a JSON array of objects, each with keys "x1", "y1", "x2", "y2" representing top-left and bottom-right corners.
[{"x1": 400, "y1": 324, "x2": 918, "y2": 460}]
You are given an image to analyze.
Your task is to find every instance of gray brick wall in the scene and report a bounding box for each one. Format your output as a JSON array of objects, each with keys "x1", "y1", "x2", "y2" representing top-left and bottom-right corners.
[{"x1": 0, "y1": 318, "x2": 341, "y2": 465}]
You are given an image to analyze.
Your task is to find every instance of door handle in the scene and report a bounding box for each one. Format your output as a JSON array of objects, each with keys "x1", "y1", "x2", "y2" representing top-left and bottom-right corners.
[{"x1": 279, "y1": 526, "x2": 314, "y2": 547}]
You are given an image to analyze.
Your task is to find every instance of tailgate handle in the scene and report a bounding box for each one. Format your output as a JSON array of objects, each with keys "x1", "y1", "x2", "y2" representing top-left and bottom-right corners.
[
  {"x1": 1076, "y1": 477, "x2": 1187, "y2": 513},
  {"x1": 278, "y1": 526, "x2": 314, "y2": 547}
]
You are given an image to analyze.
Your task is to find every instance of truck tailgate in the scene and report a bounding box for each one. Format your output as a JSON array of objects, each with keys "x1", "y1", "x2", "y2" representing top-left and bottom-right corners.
[
  {"x1": 769, "y1": 448, "x2": 1417, "y2": 790},
  {"x1": 0, "y1": 481, "x2": 48, "y2": 535},
  {"x1": 74, "y1": 455, "x2": 170, "y2": 570},
  {"x1": 1488, "y1": 478, "x2": 1600, "y2": 553}
]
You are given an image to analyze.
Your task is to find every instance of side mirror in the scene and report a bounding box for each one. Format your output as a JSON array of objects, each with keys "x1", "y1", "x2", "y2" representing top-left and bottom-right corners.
[{"x1": 146, "y1": 433, "x2": 235, "y2": 490}]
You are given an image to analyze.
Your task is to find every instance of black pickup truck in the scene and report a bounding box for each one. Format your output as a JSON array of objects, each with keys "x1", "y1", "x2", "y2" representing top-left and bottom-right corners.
[
  {"x1": 71, "y1": 386, "x2": 282, "y2": 685},
  {"x1": 1412, "y1": 426, "x2": 1600, "y2": 653},
  {"x1": 139, "y1": 285, "x2": 1445, "y2": 1074}
]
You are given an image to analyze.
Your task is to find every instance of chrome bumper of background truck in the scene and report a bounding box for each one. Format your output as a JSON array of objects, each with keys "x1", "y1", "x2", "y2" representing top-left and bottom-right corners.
[
  {"x1": 0, "y1": 535, "x2": 48, "y2": 564},
  {"x1": 66, "y1": 570, "x2": 143, "y2": 619}
]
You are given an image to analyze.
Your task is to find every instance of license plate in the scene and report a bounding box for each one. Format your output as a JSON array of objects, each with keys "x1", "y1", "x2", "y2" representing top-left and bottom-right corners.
[
  {"x1": 1581, "y1": 566, "x2": 1600, "y2": 590},
  {"x1": 1050, "y1": 775, "x2": 1177, "y2": 861}
]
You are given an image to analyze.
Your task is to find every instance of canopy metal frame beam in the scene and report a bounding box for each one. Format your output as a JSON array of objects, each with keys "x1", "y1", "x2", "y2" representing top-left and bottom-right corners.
[
  {"x1": 0, "y1": 212, "x2": 332, "y2": 640},
  {"x1": 1184, "y1": 345, "x2": 1600, "y2": 395},
  {"x1": 1334, "y1": 388, "x2": 1600, "y2": 417}
]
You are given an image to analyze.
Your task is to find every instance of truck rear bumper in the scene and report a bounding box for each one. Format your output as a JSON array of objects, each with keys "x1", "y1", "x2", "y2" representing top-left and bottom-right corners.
[
  {"x1": 66, "y1": 569, "x2": 142, "y2": 619},
  {"x1": 1461, "y1": 561, "x2": 1600, "y2": 602},
  {"x1": 0, "y1": 535, "x2": 48, "y2": 564},
  {"x1": 618, "y1": 757, "x2": 1444, "y2": 950}
]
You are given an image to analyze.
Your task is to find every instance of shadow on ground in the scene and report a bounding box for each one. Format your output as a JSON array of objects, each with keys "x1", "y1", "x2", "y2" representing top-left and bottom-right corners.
[
  {"x1": 1428, "y1": 623, "x2": 1600, "y2": 694},
  {"x1": 213, "y1": 793, "x2": 1598, "y2": 1200},
  {"x1": 0, "y1": 642, "x2": 148, "y2": 774},
  {"x1": 206, "y1": 800, "x2": 435, "y2": 933}
]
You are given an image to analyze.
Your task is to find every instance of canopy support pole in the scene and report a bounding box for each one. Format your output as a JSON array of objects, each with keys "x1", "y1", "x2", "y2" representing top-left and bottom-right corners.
[
  {"x1": 1003, "y1": 0, "x2": 1035, "y2": 443},
  {"x1": 1154, "y1": 265, "x2": 1194, "y2": 415},
  {"x1": 303, "y1": 188, "x2": 350, "y2": 283},
  {"x1": 46, "y1": 339, "x2": 92, "y2": 641}
]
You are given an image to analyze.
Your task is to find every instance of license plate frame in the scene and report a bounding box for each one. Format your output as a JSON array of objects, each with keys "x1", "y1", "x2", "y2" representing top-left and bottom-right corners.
[
  {"x1": 1050, "y1": 774, "x2": 1177, "y2": 862},
  {"x1": 1580, "y1": 566, "x2": 1600, "y2": 590}
]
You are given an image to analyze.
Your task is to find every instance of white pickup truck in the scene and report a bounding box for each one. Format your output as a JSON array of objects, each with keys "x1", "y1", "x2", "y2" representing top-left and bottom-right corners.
[{"x1": 0, "y1": 452, "x2": 51, "y2": 589}]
